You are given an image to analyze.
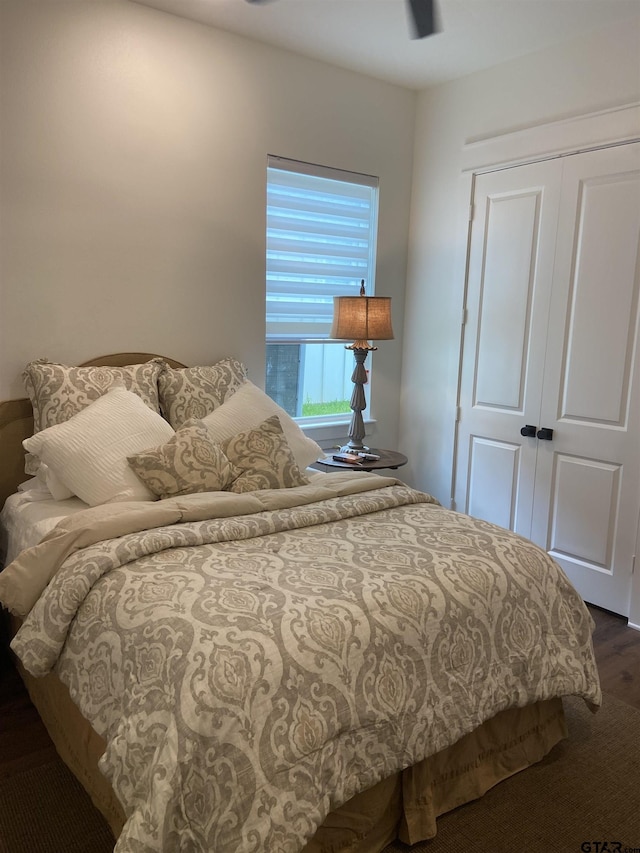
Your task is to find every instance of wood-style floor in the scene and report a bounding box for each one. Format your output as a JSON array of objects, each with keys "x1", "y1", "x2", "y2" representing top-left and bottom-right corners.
[
  {"x1": 0, "y1": 604, "x2": 639, "y2": 780},
  {"x1": 588, "y1": 605, "x2": 640, "y2": 709}
]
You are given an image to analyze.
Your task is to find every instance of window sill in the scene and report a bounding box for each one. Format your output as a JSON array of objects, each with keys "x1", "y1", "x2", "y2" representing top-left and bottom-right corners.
[{"x1": 299, "y1": 417, "x2": 377, "y2": 449}]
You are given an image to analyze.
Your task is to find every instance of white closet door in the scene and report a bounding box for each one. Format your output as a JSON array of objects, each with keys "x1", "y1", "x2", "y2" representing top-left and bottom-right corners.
[
  {"x1": 454, "y1": 160, "x2": 563, "y2": 536},
  {"x1": 530, "y1": 142, "x2": 640, "y2": 615}
]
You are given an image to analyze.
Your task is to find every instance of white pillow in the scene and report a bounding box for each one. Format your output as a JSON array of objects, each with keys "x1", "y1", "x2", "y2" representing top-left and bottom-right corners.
[
  {"x1": 16, "y1": 473, "x2": 58, "y2": 502},
  {"x1": 202, "y1": 381, "x2": 322, "y2": 469},
  {"x1": 23, "y1": 386, "x2": 175, "y2": 506},
  {"x1": 37, "y1": 463, "x2": 75, "y2": 501}
]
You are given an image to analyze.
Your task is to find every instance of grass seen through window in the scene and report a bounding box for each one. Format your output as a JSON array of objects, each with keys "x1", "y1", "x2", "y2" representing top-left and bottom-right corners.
[{"x1": 302, "y1": 400, "x2": 350, "y2": 417}]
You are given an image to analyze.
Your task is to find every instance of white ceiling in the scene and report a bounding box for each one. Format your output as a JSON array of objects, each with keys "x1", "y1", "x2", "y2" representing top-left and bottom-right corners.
[{"x1": 132, "y1": 0, "x2": 640, "y2": 90}]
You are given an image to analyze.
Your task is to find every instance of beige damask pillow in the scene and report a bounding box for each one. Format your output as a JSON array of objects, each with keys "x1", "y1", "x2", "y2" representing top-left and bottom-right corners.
[
  {"x1": 222, "y1": 415, "x2": 310, "y2": 493},
  {"x1": 158, "y1": 358, "x2": 248, "y2": 428},
  {"x1": 128, "y1": 420, "x2": 241, "y2": 499},
  {"x1": 22, "y1": 358, "x2": 165, "y2": 475}
]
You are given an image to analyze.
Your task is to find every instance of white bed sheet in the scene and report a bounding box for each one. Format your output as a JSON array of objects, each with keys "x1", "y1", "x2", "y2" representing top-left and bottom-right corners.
[
  {"x1": 0, "y1": 469, "x2": 328, "y2": 569},
  {"x1": 0, "y1": 490, "x2": 88, "y2": 567}
]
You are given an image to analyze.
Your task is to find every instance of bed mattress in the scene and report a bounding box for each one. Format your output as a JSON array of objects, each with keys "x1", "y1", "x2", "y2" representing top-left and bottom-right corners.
[
  {"x1": 0, "y1": 487, "x2": 88, "y2": 566},
  {"x1": 0, "y1": 469, "x2": 324, "y2": 566}
]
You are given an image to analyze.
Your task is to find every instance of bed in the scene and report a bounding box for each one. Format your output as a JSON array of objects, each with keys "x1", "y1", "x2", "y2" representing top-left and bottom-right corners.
[{"x1": 0, "y1": 353, "x2": 601, "y2": 853}]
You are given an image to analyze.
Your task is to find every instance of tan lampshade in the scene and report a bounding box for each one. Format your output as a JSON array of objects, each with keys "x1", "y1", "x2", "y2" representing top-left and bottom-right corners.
[{"x1": 331, "y1": 295, "x2": 394, "y2": 344}]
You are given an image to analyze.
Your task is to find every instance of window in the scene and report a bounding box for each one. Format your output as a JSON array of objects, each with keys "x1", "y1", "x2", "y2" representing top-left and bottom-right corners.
[{"x1": 265, "y1": 156, "x2": 379, "y2": 420}]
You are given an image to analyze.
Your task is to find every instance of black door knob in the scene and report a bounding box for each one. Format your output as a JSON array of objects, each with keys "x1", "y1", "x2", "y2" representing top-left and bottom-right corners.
[
  {"x1": 520, "y1": 424, "x2": 537, "y2": 437},
  {"x1": 537, "y1": 427, "x2": 554, "y2": 441}
]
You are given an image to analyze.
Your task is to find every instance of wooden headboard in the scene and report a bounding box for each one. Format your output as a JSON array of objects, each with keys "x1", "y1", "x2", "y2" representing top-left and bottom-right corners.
[{"x1": 0, "y1": 353, "x2": 186, "y2": 509}]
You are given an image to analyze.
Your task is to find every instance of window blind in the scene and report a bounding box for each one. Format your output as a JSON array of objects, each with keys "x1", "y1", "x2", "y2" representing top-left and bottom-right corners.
[{"x1": 266, "y1": 156, "x2": 379, "y2": 343}]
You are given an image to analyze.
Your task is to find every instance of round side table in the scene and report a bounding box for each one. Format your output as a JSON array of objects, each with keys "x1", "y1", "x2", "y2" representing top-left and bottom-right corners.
[{"x1": 316, "y1": 448, "x2": 408, "y2": 473}]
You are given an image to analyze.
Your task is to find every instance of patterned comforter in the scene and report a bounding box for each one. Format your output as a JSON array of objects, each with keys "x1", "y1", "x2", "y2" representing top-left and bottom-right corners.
[{"x1": 2, "y1": 473, "x2": 601, "y2": 853}]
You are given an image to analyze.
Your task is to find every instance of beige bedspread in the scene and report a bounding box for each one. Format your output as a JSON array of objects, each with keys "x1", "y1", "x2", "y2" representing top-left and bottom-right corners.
[{"x1": 2, "y1": 473, "x2": 601, "y2": 853}]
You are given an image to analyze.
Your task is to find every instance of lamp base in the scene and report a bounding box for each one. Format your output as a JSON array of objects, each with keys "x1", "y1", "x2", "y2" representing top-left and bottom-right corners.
[{"x1": 339, "y1": 442, "x2": 370, "y2": 454}]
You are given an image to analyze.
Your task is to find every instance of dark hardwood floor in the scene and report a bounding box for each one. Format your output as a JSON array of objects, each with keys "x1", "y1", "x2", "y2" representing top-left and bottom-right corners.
[
  {"x1": 0, "y1": 604, "x2": 639, "y2": 779},
  {"x1": 0, "y1": 663, "x2": 57, "y2": 778},
  {"x1": 588, "y1": 604, "x2": 640, "y2": 709}
]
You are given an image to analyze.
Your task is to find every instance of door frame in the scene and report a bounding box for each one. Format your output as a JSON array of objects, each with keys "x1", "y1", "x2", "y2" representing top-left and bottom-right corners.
[{"x1": 452, "y1": 101, "x2": 640, "y2": 629}]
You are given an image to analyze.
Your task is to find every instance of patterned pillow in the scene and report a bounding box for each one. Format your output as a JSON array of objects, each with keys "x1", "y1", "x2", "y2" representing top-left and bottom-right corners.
[
  {"x1": 222, "y1": 415, "x2": 310, "y2": 493},
  {"x1": 128, "y1": 420, "x2": 241, "y2": 499},
  {"x1": 158, "y1": 358, "x2": 248, "y2": 428},
  {"x1": 22, "y1": 358, "x2": 166, "y2": 475}
]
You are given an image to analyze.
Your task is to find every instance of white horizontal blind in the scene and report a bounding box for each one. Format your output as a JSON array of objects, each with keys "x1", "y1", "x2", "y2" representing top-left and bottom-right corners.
[{"x1": 266, "y1": 156, "x2": 379, "y2": 343}]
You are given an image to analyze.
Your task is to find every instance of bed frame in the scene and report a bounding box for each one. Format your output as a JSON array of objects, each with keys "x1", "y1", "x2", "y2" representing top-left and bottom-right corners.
[{"x1": 0, "y1": 352, "x2": 568, "y2": 851}]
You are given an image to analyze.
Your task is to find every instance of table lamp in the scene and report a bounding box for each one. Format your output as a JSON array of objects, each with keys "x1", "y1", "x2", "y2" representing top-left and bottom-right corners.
[{"x1": 331, "y1": 280, "x2": 394, "y2": 452}]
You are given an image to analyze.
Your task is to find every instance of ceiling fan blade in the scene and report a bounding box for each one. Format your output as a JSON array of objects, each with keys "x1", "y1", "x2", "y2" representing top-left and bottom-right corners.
[
  {"x1": 407, "y1": 0, "x2": 438, "y2": 39},
  {"x1": 245, "y1": 0, "x2": 440, "y2": 40}
]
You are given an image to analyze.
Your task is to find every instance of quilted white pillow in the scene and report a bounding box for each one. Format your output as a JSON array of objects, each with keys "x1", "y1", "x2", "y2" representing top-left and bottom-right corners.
[
  {"x1": 39, "y1": 463, "x2": 75, "y2": 501},
  {"x1": 201, "y1": 381, "x2": 322, "y2": 470},
  {"x1": 23, "y1": 386, "x2": 175, "y2": 506}
]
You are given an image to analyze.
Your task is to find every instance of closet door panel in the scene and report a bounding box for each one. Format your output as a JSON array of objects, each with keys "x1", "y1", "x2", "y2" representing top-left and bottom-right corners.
[
  {"x1": 548, "y1": 454, "x2": 619, "y2": 569},
  {"x1": 454, "y1": 160, "x2": 563, "y2": 537},
  {"x1": 561, "y1": 171, "x2": 640, "y2": 423},
  {"x1": 475, "y1": 192, "x2": 539, "y2": 409},
  {"x1": 467, "y1": 437, "x2": 520, "y2": 529},
  {"x1": 532, "y1": 142, "x2": 640, "y2": 615}
]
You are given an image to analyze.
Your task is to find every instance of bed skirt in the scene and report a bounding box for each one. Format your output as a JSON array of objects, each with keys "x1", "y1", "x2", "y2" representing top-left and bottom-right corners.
[{"x1": 15, "y1": 655, "x2": 566, "y2": 852}]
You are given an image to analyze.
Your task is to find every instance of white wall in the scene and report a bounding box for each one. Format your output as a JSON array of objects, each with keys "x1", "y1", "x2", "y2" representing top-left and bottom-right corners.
[
  {"x1": 3, "y1": 3, "x2": 638, "y2": 552},
  {"x1": 400, "y1": 15, "x2": 640, "y2": 504},
  {"x1": 0, "y1": 0, "x2": 415, "y2": 451}
]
